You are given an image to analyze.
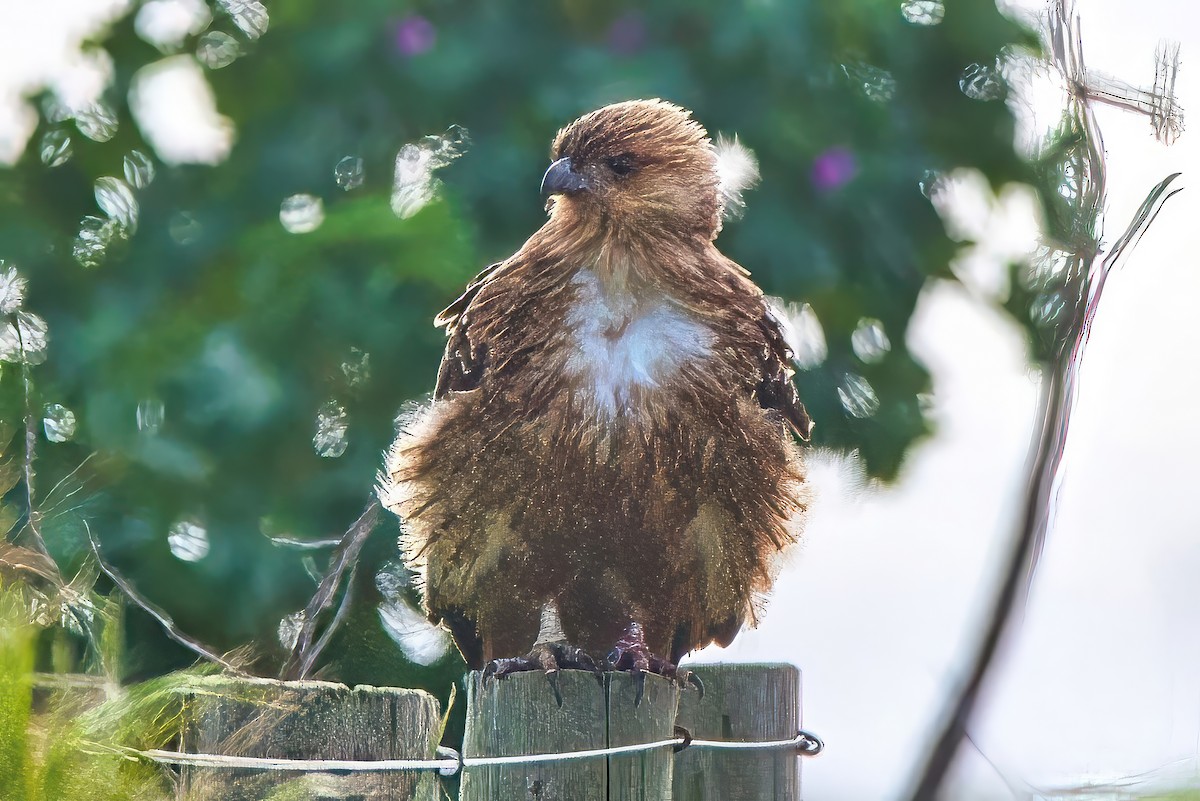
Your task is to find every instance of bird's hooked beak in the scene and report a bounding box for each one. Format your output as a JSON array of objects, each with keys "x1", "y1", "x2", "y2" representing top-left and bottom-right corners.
[{"x1": 541, "y1": 157, "x2": 590, "y2": 199}]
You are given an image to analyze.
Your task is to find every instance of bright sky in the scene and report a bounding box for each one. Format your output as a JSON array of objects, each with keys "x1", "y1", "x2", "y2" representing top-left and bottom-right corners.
[{"x1": 1, "y1": 1, "x2": 1197, "y2": 799}]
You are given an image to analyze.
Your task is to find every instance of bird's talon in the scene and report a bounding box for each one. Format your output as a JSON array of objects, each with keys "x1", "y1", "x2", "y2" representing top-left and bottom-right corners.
[
  {"x1": 480, "y1": 643, "x2": 602, "y2": 705},
  {"x1": 577, "y1": 651, "x2": 605, "y2": 685},
  {"x1": 606, "y1": 647, "x2": 624, "y2": 669}
]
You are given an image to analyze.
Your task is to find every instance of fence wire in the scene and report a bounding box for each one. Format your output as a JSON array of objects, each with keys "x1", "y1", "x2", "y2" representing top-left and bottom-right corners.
[{"x1": 105, "y1": 729, "x2": 823, "y2": 778}]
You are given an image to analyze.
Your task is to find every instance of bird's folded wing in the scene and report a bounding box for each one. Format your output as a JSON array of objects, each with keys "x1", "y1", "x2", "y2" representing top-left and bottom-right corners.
[
  {"x1": 756, "y1": 304, "x2": 814, "y2": 441},
  {"x1": 433, "y1": 261, "x2": 504, "y2": 398}
]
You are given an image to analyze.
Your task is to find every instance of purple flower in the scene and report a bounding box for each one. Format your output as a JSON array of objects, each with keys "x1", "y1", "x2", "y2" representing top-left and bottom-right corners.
[
  {"x1": 392, "y1": 14, "x2": 436, "y2": 57},
  {"x1": 811, "y1": 147, "x2": 857, "y2": 191},
  {"x1": 606, "y1": 10, "x2": 647, "y2": 56}
]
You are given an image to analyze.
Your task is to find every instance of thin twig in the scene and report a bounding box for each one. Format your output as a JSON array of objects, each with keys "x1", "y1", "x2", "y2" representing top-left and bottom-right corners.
[
  {"x1": 907, "y1": 372, "x2": 1059, "y2": 801},
  {"x1": 296, "y1": 563, "x2": 358, "y2": 679},
  {"x1": 962, "y1": 731, "x2": 1025, "y2": 800},
  {"x1": 17, "y1": 340, "x2": 50, "y2": 557},
  {"x1": 281, "y1": 497, "x2": 382, "y2": 679},
  {"x1": 41, "y1": 489, "x2": 86, "y2": 520},
  {"x1": 84, "y1": 520, "x2": 244, "y2": 675},
  {"x1": 38, "y1": 462, "x2": 99, "y2": 521},
  {"x1": 43, "y1": 500, "x2": 93, "y2": 526},
  {"x1": 264, "y1": 534, "x2": 344, "y2": 550},
  {"x1": 40, "y1": 452, "x2": 96, "y2": 510}
]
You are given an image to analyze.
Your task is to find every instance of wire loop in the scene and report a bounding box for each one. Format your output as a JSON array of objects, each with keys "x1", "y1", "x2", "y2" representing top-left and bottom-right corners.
[
  {"x1": 796, "y1": 729, "x2": 824, "y2": 756},
  {"x1": 436, "y1": 746, "x2": 463, "y2": 777},
  {"x1": 671, "y1": 725, "x2": 693, "y2": 753}
]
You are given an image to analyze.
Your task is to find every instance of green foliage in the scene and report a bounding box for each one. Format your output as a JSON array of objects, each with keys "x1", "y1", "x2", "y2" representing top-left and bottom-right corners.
[
  {"x1": 0, "y1": 591, "x2": 35, "y2": 799},
  {"x1": 0, "y1": 587, "x2": 179, "y2": 801},
  {"x1": 0, "y1": 0, "x2": 1064, "y2": 685}
]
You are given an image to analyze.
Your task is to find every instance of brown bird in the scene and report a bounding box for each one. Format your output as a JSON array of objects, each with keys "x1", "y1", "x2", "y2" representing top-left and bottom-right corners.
[{"x1": 381, "y1": 99, "x2": 811, "y2": 692}]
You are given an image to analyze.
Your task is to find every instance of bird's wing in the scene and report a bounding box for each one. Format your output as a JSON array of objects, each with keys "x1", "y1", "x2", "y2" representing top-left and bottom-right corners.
[
  {"x1": 433, "y1": 261, "x2": 504, "y2": 399},
  {"x1": 427, "y1": 263, "x2": 511, "y2": 667},
  {"x1": 755, "y1": 302, "x2": 814, "y2": 441}
]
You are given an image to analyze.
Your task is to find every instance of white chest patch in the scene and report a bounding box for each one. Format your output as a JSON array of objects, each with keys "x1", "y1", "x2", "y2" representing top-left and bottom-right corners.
[{"x1": 564, "y1": 269, "x2": 715, "y2": 415}]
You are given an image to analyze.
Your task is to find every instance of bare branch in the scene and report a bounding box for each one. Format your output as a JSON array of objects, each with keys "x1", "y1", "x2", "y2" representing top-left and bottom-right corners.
[
  {"x1": 85, "y1": 520, "x2": 245, "y2": 675},
  {"x1": 281, "y1": 497, "x2": 382, "y2": 679},
  {"x1": 297, "y1": 563, "x2": 358, "y2": 679},
  {"x1": 17, "y1": 355, "x2": 49, "y2": 557}
]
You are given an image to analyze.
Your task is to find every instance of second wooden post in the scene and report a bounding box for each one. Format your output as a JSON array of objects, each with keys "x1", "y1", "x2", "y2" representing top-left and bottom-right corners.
[{"x1": 461, "y1": 670, "x2": 680, "y2": 801}]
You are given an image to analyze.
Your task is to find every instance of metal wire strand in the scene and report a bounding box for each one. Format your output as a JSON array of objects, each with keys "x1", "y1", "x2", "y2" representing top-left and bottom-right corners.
[{"x1": 113, "y1": 729, "x2": 823, "y2": 777}]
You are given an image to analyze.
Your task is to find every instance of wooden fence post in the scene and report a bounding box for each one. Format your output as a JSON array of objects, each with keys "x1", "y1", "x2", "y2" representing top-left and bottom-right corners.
[
  {"x1": 606, "y1": 672, "x2": 680, "y2": 801},
  {"x1": 178, "y1": 675, "x2": 442, "y2": 801},
  {"x1": 672, "y1": 663, "x2": 801, "y2": 801},
  {"x1": 461, "y1": 669, "x2": 607, "y2": 801},
  {"x1": 461, "y1": 670, "x2": 679, "y2": 801}
]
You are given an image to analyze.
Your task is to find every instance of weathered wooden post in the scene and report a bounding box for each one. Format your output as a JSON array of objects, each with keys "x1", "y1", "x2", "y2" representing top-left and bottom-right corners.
[
  {"x1": 672, "y1": 663, "x2": 802, "y2": 801},
  {"x1": 461, "y1": 670, "x2": 680, "y2": 801},
  {"x1": 178, "y1": 675, "x2": 442, "y2": 801},
  {"x1": 606, "y1": 672, "x2": 680, "y2": 801}
]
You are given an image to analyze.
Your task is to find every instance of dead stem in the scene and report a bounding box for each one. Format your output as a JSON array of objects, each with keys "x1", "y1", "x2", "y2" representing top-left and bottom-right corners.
[
  {"x1": 85, "y1": 520, "x2": 245, "y2": 675},
  {"x1": 281, "y1": 497, "x2": 381, "y2": 679}
]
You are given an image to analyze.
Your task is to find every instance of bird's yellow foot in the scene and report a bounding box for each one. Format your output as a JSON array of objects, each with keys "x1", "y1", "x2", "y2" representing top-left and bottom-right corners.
[
  {"x1": 607, "y1": 622, "x2": 704, "y2": 705},
  {"x1": 481, "y1": 642, "x2": 603, "y2": 707}
]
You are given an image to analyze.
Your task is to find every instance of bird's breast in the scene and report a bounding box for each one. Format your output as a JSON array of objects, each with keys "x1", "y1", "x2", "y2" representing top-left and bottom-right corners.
[{"x1": 561, "y1": 268, "x2": 715, "y2": 416}]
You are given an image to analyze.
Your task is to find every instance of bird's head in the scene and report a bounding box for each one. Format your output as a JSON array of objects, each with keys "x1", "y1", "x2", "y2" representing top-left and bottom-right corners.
[{"x1": 542, "y1": 99, "x2": 757, "y2": 239}]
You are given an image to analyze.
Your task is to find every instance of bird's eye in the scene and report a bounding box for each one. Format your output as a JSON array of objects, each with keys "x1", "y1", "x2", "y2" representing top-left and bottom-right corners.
[{"x1": 606, "y1": 154, "x2": 636, "y2": 177}]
